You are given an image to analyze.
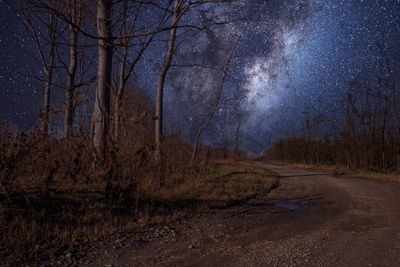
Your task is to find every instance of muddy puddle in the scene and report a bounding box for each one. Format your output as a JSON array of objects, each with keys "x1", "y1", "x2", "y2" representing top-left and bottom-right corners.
[{"x1": 274, "y1": 201, "x2": 308, "y2": 210}]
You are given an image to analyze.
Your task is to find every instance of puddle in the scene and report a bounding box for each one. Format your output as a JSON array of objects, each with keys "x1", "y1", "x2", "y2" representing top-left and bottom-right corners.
[{"x1": 274, "y1": 201, "x2": 307, "y2": 210}]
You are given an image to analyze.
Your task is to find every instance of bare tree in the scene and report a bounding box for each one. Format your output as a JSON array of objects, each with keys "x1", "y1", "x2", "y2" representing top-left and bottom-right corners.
[
  {"x1": 113, "y1": 1, "x2": 153, "y2": 142},
  {"x1": 154, "y1": 0, "x2": 234, "y2": 163},
  {"x1": 16, "y1": 0, "x2": 60, "y2": 135},
  {"x1": 155, "y1": 0, "x2": 185, "y2": 163},
  {"x1": 64, "y1": 0, "x2": 85, "y2": 138},
  {"x1": 191, "y1": 44, "x2": 237, "y2": 163},
  {"x1": 92, "y1": 0, "x2": 113, "y2": 159},
  {"x1": 233, "y1": 121, "x2": 242, "y2": 161}
]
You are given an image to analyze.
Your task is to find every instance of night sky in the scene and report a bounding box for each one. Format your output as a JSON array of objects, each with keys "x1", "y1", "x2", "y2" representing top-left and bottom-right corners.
[{"x1": 1, "y1": 0, "x2": 400, "y2": 153}]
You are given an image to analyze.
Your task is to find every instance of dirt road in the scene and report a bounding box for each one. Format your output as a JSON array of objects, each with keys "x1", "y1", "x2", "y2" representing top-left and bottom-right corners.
[{"x1": 94, "y1": 164, "x2": 400, "y2": 266}]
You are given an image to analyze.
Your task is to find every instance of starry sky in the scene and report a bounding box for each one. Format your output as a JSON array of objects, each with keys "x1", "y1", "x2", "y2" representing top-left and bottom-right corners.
[
  {"x1": 0, "y1": 2, "x2": 38, "y2": 128},
  {"x1": 239, "y1": 0, "x2": 400, "y2": 151},
  {"x1": 1, "y1": 0, "x2": 400, "y2": 152}
]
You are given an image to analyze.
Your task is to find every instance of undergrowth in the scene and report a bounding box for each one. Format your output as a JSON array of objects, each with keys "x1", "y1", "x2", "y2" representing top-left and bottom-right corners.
[{"x1": 0, "y1": 123, "x2": 277, "y2": 265}]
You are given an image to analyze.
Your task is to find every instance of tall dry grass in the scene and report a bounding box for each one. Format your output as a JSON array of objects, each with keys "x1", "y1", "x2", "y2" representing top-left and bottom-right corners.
[{"x1": 0, "y1": 120, "x2": 215, "y2": 265}]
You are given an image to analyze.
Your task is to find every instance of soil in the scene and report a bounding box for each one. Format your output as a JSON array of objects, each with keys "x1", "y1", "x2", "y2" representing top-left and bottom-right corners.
[{"x1": 59, "y1": 163, "x2": 400, "y2": 266}]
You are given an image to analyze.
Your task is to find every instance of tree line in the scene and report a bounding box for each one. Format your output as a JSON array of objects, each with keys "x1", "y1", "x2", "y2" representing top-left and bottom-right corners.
[{"x1": 264, "y1": 44, "x2": 400, "y2": 172}]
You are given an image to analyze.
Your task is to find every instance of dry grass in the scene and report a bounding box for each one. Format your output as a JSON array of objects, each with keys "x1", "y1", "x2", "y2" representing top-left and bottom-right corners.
[
  {"x1": 0, "y1": 123, "x2": 277, "y2": 265},
  {"x1": 157, "y1": 162, "x2": 278, "y2": 205}
]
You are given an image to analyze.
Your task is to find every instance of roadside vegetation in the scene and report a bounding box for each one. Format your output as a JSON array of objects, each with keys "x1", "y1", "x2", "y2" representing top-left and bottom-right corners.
[{"x1": 0, "y1": 125, "x2": 277, "y2": 265}]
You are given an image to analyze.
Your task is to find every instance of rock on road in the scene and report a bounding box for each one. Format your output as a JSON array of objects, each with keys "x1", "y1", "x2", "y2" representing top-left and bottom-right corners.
[{"x1": 94, "y1": 164, "x2": 400, "y2": 267}]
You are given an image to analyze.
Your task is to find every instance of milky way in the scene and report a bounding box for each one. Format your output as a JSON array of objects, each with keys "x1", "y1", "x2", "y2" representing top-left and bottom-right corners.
[
  {"x1": 1, "y1": 0, "x2": 400, "y2": 153},
  {"x1": 240, "y1": 0, "x2": 400, "y2": 152}
]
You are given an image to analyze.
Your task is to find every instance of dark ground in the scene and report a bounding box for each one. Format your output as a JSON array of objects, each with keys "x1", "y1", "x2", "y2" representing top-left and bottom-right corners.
[{"x1": 55, "y1": 163, "x2": 400, "y2": 266}]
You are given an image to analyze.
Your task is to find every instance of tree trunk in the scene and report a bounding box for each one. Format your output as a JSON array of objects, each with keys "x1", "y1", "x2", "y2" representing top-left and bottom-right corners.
[
  {"x1": 114, "y1": 43, "x2": 127, "y2": 141},
  {"x1": 42, "y1": 13, "x2": 57, "y2": 136},
  {"x1": 92, "y1": 0, "x2": 113, "y2": 159},
  {"x1": 114, "y1": 0, "x2": 129, "y2": 142},
  {"x1": 114, "y1": 93, "x2": 122, "y2": 141},
  {"x1": 234, "y1": 123, "x2": 241, "y2": 161},
  {"x1": 190, "y1": 42, "x2": 238, "y2": 164},
  {"x1": 191, "y1": 129, "x2": 203, "y2": 163},
  {"x1": 113, "y1": 73, "x2": 124, "y2": 141},
  {"x1": 155, "y1": 0, "x2": 180, "y2": 163},
  {"x1": 42, "y1": 64, "x2": 53, "y2": 135},
  {"x1": 223, "y1": 123, "x2": 228, "y2": 159},
  {"x1": 64, "y1": 11, "x2": 78, "y2": 138},
  {"x1": 381, "y1": 100, "x2": 388, "y2": 172}
]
